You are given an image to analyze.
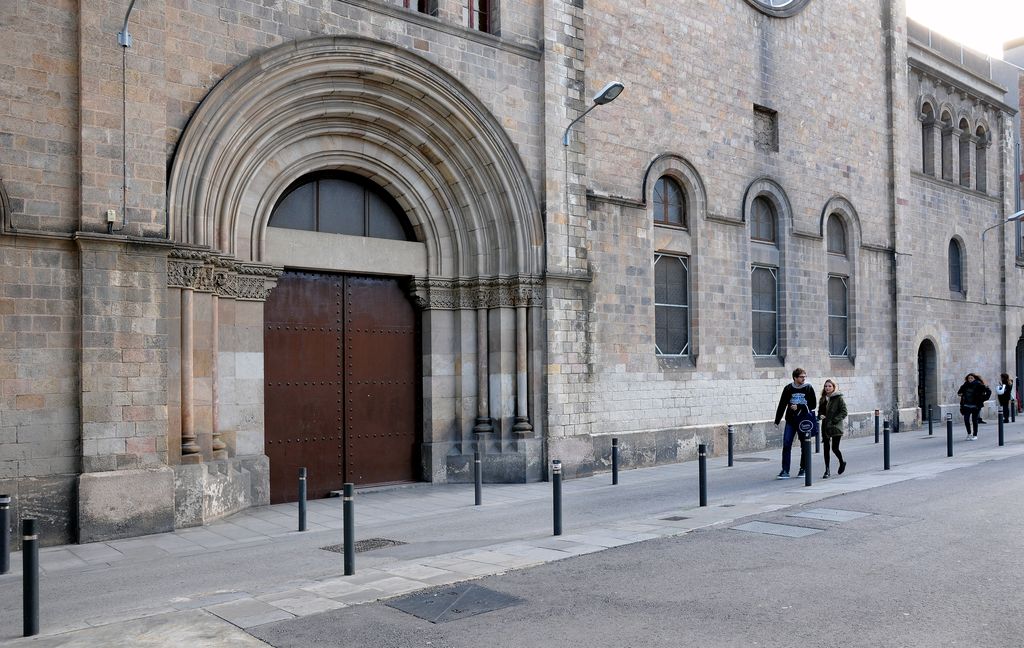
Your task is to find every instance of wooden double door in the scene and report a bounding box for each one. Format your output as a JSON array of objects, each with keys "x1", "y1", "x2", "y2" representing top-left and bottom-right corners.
[{"x1": 264, "y1": 271, "x2": 418, "y2": 503}]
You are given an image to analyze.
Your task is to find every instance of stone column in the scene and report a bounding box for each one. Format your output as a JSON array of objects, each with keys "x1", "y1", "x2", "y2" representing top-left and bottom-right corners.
[
  {"x1": 210, "y1": 293, "x2": 227, "y2": 459},
  {"x1": 179, "y1": 287, "x2": 201, "y2": 463},
  {"x1": 473, "y1": 292, "x2": 493, "y2": 438},
  {"x1": 513, "y1": 303, "x2": 533, "y2": 433}
]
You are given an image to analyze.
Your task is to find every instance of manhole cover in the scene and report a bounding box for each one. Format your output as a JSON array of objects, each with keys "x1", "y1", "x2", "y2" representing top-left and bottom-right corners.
[
  {"x1": 386, "y1": 583, "x2": 522, "y2": 623},
  {"x1": 731, "y1": 521, "x2": 822, "y2": 538},
  {"x1": 788, "y1": 508, "x2": 871, "y2": 522},
  {"x1": 733, "y1": 457, "x2": 771, "y2": 462},
  {"x1": 661, "y1": 515, "x2": 690, "y2": 521},
  {"x1": 320, "y1": 538, "x2": 406, "y2": 554},
  {"x1": 719, "y1": 504, "x2": 735, "y2": 507}
]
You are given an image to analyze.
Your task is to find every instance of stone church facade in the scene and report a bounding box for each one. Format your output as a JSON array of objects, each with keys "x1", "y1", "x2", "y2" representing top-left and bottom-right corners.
[{"x1": 1, "y1": 0, "x2": 1021, "y2": 545}]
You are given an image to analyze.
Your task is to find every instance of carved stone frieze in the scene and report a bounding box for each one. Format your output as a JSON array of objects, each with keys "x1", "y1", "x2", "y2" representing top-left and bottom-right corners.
[
  {"x1": 168, "y1": 248, "x2": 281, "y2": 301},
  {"x1": 409, "y1": 276, "x2": 543, "y2": 310}
]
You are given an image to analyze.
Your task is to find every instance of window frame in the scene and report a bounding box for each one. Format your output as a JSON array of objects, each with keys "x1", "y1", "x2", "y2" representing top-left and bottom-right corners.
[
  {"x1": 948, "y1": 239, "x2": 964, "y2": 294},
  {"x1": 751, "y1": 264, "x2": 779, "y2": 357},
  {"x1": 750, "y1": 197, "x2": 777, "y2": 244},
  {"x1": 653, "y1": 176, "x2": 688, "y2": 228},
  {"x1": 826, "y1": 213, "x2": 847, "y2": 256},
  {"x1": 827, "y1": 274, "x2": 850, "y2": 358},
  {"x1": 466, "y1": 0, "x2": 490, "y2": 32},
  {"x1": 654, "y1": 253, "x2": 690, "y2": 357}
]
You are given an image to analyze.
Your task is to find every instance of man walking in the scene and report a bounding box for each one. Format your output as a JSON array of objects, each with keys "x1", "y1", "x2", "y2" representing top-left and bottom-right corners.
[{"x1": 774, "y1": 368, "x2": 817, "y2": 479}]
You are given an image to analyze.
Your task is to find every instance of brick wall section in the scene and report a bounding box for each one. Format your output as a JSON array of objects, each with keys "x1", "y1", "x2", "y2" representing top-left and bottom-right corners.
[
  {"x1": 0, "y1": 0, "x2": 80, "y2": 234},
  {"x1": 0, "y1": 239, "x2": 81, "y2": 544},
  {"x1": 78, "y1": 238, "x2": 169, "y2": 472}
]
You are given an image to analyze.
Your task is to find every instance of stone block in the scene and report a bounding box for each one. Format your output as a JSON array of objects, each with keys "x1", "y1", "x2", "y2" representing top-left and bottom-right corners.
[
  {"x1": 174, "y1": 455, "x2": 269, "y2": 527},
  {"x1": 78, "y1": 467, "x2": 175, "y2": 543}
]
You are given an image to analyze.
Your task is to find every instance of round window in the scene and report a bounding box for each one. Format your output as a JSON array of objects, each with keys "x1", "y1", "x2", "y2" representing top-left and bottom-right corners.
[{"x1": 743, "y1": 0, "x2": 810, "y2": 17}]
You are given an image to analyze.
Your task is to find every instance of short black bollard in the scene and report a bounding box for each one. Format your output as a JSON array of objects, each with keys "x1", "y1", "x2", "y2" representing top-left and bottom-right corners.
[
  {"x1": 928, "y1": 405, "x2": 934, "y2": 436},
  {"x1": 0, "y1": 495, "x2": 10, "y2": 575},
  {"x1": 343, "y1": 483, "x2": 355, "y2": 576},
  {"x1": 611, "y1": 438, "x2": 619, "y2": 485},
  {"x1": 874, "y1": 409, "x2": 880, "y2": 444},
  {"x1": 298, "y1": 468, "x2": 307, "y2": 532},
  {"x1": 802, "y1": 437, "x2": 812, "y2": 487},
  {"x1": 883, "y1": 421, "x2": 891, "y2": 470},
  {"x1": 998, "y1": 412, "x2": 1005, "y2": 447},
  {"x1": 23, "y1": 518, "x2": 39, "y2": 637},
  {"x1": 698, "y1": 444, "x2": 708, "y2": 506},
  {"x1": 552, "y1": 460, "x2": 563, "y2": 536},
  {"x1": 727, "y1": 425, "x2": 734, "y2": 467},
  {"x1": 946, "y1": 413, "x2": 954, "y2": 458},
  {"x1": 474, "y1": 451, "x2": 482, "y2": 505}
]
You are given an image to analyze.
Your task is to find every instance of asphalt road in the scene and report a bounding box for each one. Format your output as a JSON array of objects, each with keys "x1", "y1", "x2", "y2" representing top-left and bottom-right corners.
[{"x1": 250, "y1": 452, "x2": 1024, "y2": 648}]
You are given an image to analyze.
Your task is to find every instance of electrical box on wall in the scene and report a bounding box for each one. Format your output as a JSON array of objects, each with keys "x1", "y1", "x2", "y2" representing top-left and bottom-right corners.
[{"x1": 105, "y1": 210, "x2": 117, "y2": 224}]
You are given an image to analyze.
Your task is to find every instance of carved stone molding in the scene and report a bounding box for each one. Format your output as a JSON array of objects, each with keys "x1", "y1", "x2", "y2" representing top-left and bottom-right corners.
[
  {"x1": 168, "y1": 248, "x2": 281, "y2": 301},
  {"x1": 409, "y1": 276, "x2": 543, "y2": 310}
]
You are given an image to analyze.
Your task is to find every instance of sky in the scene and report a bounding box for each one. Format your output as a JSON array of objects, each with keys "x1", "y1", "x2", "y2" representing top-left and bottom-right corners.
[{"x1": 906, "y1": 0, "x2": 1024, "y2": 59}]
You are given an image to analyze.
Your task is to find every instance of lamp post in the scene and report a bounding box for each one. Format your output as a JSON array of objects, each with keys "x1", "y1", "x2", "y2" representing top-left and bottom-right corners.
[
  {"x1": 560, "y1": 81, "x2": 625, "y2": 272},
  {"x1": 982, "y1": 208, "x2": 1024, "y2": 304}
]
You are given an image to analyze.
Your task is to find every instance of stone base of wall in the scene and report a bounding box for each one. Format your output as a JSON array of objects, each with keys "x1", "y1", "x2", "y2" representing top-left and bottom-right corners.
[
  {"x1": 557, "y1": 408, "x2": 925, "y2": 479},
  {"x1": 425, "y1": 439, "x2": 544, "y2": 483},
  {"x1": 173, "y1": 455, "x2": 269, "y2": 528},
  {"x1": 0, "y1": 474, "x2": 78, "y2": 550},
  {"x1": 78, "y1": 468, "x2": 175, "y2": 543}
]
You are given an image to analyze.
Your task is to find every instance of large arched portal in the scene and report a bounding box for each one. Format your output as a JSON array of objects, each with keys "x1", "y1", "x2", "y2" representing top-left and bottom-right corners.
[{"x1": 167, "y1": 37, "x2": 545, "y2": 504}]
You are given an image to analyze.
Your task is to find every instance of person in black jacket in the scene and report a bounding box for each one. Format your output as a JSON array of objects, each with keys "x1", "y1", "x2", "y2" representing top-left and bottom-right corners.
[
  {"x1": 956, "y1": 373, "x2": 990, "y2": 440},
  {"x1": 773, "y1": 367, "x2": 817, "y2": 479},
  {"x1": 997, "y1": 373, "x2": 1014, "y2": 423}
]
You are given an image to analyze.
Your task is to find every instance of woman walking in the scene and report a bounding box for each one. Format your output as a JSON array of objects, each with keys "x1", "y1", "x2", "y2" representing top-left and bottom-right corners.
[
  {"x1": 957, "y1": 373, "x2": 988, "y2": 439},
  {"x1": 997, "y1": 373, "x2": 1014, "y2": 423},
  {"x1": 817, "y1": 379, "x2": 848, "y2": 479}
]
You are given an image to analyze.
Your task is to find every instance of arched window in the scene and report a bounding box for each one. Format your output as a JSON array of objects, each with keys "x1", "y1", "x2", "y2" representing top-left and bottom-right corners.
[
  {"x1": 826, "y1": 213, "x2": 847, "y2": 256},
  {"x1": 958, "y1": 118, "x2": 971, "y2": 187},
  {"x1": 653, "y1": 176, "x2": 687, "y2": 227},
  {"x1": 921, "y1": 103, "x2": 936, "y2": 176},
  {"x1": 948, "y1": 239, "x2": 963, "y2": 293},
  {"x1": 940, "y1": 111, "x2": 953, "y2": 181},
  {"x1": 750, "y1": 197, "x2": 776, "y2": 244},
  {"x1": 269, "y1": 173, "x2": 413, "y2": 241},
  {"x1": 975, "y1": 126, "x2": 988, "y2": 193}
]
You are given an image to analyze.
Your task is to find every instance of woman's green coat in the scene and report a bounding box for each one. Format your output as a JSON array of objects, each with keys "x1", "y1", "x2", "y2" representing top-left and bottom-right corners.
[{"x1": 819, "y1": 392, "x2": 848, "y2": 438}]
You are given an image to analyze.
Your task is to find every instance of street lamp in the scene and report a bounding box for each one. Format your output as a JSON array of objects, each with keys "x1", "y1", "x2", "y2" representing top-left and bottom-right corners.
[
  {"x1": 559, "y1": 81, "x2": 624, "y2": 274},
  {"x1": 561, "y1": 81, "x2": 625, "y2": 146},
  {"x1": 982, "y1": 208, "x2": 1024, "y2": 303}
]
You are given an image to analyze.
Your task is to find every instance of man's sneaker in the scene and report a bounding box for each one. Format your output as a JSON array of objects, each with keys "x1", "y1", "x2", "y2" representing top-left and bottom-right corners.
[
  {"x1": 971, "y1": 434, "x2": 978, "y2": 440},
  {"x1": 776, "y1": 471, "x2": 790, "y2": 480}
]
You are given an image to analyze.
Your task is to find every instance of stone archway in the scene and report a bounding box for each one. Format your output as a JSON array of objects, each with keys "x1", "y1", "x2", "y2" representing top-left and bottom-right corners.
[{"x1": 166, "y1": 36, "x2": 546, "y2": 494}]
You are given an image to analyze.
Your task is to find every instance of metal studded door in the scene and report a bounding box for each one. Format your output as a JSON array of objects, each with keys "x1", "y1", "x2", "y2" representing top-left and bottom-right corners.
[
  {"x1": 265, "y1": 271, "x2": 419, "y2": 504},
  {"x1": 343, "y1": 275, "x2": 418, "y2": 485},
  {"x1": 264, "y1": 271, "x2": 345, "y2": 503}
]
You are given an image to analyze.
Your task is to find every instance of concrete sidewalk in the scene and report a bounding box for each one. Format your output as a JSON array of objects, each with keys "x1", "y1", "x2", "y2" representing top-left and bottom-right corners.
[{"x1": 2, "y1": 421, "x2": 1023, "y2": 646}]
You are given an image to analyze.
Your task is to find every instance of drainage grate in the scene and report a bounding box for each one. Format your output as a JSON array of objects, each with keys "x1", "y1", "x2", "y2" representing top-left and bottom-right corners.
[
  {"x1": 733, "y1": 457, "x2": 771, "y2": 463},
  {"x1": 320, "y1": 538, "x2": 407, "y2": 554},
  {"x1": 661, "y1": 515, "x2": 690, "y2": 521},
  {"x1": 386, "y1": 584, "x2": 522, "y2": 623}
]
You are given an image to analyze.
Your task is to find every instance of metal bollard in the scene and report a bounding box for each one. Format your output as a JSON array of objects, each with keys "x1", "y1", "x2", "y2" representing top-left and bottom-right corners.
[
  {"x1": 814, "y1": 427, "x2": 820, "y2": 454},
  {"x1": 343, "y1": 483, "x2": 355, "y2": 576},
  {"x1": 874, "y1": 409, "x2": 880, "y2": 444},
  {"x1": 946, "y1": 413, "x2": 953, "y2": 457},
  {"x1": 883, "y1": 421, "x2": 891, "y2": 470},
  {"x1": 802, "y1": 437, "x2": 812, "y2": 487},
  {"x1": 928, "y1": 405, "x2": 934, "y2": 436},
  {"x1": 552, "y1": 460, "x2": 563, "y2": 536},
  {"x1": 23, "y1": 518, "x2": 38, "y2": 637},
  {"x1": 474, "y1": 451, "x2": 482, "y2": 505},
  {"x1": 999, "y1": 412, "x2": 1005, "y2": 447},
  {"x1": 0, "y1": 495, "x2": 9, "y2": 575},
  {"x1": 298, "y1": 468, "x2": 307, "y2": 532},
  {"x1": 727, "y1": 425, "x2": 734, "y2": 467},
  {"x1": 611, "y1": 438, "x2": 619, "y2": 485},
  {"x1": 698, "y1": 444, "x2": 708, "y2": 507}
]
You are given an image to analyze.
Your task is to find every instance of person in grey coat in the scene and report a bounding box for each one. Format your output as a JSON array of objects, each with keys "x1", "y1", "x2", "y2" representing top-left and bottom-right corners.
[{"x1": 817, "y1": 378, "x2": 847, "y2": 479}]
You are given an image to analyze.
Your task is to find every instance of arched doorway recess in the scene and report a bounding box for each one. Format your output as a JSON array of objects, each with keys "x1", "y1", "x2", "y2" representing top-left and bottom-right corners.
[
  {"x1": 917, "y1": 339, "x2": 938, "y2": 419},
  {"x1": 167, "y1": 37, "x2": 546, "y2": 501}
]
